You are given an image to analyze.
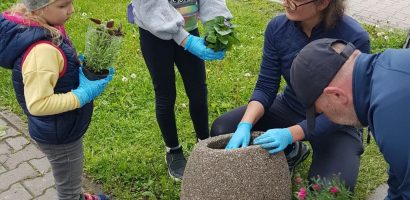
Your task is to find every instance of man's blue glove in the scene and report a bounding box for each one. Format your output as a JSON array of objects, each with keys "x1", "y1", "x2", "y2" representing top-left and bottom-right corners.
[
  {"x1": 253, "y1": 128, "x2": 293, "y2": 154},
  {"x1": 72, "y1": 67, "x2": 114, "y2": 107},
  {"x1": 184, "y1": 35, "x2": 225, "y2": 61},
  {"x1": 225, "y1": 122, "x2": 252, "y2": 149}
]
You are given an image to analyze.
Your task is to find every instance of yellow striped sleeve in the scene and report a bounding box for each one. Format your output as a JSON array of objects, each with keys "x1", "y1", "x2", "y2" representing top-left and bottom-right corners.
[{"x1": 22, "y1": 43, "x2": 80, "y2": 116}]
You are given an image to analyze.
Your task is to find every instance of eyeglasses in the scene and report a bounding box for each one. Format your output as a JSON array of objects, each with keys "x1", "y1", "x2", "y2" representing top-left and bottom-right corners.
[{"x1": 283, "y1": 0, "x2": 318, "y2": 11}]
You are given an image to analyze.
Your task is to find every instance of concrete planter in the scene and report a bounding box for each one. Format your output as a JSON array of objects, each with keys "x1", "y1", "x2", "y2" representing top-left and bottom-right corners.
[{"x1": 181, "y1": 132, "x2": 291, "y2": 200}]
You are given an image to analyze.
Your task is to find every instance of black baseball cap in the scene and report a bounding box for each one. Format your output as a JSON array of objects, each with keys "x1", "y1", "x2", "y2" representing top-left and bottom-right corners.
[{"x1": 290, "y1": 38, "x2": 356, "y2": 135}]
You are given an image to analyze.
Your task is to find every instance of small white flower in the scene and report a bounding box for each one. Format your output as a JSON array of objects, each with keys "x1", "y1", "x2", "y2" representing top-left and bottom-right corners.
[
  {"x1": 122, "y1": 76, "x2": 128, "y2": 82},
  {"x1": 384, "y1": 36, "x2": 389, "y2": 40},
  {"x1": 375, "y1": 24, "x2": 380, "y2": 28},
  {"x1": 130, "y1": 73, "x2": 137, "y2": 79},
  {"x1": 376, "y1": 32, "x2": 385, "y2": 37},
  {"x1": 81, "y1": 13, "x2": 87, "y2": 17},
  {"x1": 244, "y1": 72, "x2": 251, "y2": 77},
  {"x1": 181, "y1": 103, "x2": 187, "y2": 108}
]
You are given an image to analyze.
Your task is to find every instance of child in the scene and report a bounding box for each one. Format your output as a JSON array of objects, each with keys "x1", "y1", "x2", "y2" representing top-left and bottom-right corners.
[
  {"x1": 130, "y1": 0, "x2": 232, "y2": 181},
  {"x1": 0, "y1": 1, "x2": 113, "y2": 199}
]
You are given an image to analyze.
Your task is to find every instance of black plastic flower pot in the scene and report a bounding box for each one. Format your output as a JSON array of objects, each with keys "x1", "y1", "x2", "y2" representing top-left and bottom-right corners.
[{"x1": 82, "y1": 66, "x2": 109, "y2": 81}]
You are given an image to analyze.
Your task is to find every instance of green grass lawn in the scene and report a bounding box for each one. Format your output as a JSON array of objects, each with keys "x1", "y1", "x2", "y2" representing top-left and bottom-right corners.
[{"x1": 0, "y1": 0, "x2": 407, "y2": 199}]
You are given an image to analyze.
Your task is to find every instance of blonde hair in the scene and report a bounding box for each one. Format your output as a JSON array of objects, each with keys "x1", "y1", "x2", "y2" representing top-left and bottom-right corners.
[{"x1": 7, "y1": 3, "x2": 62, "y2": 45}]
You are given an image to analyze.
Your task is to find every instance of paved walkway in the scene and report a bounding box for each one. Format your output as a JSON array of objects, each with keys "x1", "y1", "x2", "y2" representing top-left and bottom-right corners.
[
  {"x1": 346, "y1": 0, "x2": 410, "y2": 30},
  {"x1": 0, "y1": 109, "x2": 101, "y2": 199},
  {"x1": 271, "y1": 0, "x2": 410, "y2": 30},
  {"x1": 0, "y1": 109, "x2": 56, "y2": 199}
]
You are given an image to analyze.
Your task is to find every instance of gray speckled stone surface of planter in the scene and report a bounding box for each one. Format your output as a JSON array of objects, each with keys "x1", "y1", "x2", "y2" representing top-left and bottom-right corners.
[{"x1": 181, "y1": 132, "x2": 291, "y2": 200}]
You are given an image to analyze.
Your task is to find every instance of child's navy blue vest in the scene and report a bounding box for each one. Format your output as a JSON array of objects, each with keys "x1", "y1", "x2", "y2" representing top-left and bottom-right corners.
[{"x1": 0, "y1": 14, "x2": 93, "y2": 144}]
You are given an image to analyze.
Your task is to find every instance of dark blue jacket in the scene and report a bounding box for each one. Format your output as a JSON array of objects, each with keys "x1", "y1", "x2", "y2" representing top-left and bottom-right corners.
[
  {"x1": 0, "y1": 13, "x2": 93, "y2": 144},
  {"x1": 354, "y1": 50, "x2": 410, "y2": 199},
  {"x1": 250, "y1": 14, "x2": 370, "y2": 139}
]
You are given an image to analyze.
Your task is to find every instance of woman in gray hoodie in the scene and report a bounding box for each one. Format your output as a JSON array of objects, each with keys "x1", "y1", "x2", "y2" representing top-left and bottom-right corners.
[{"x1": 130, "y1": 0, "x2": 232, "y2": 181}]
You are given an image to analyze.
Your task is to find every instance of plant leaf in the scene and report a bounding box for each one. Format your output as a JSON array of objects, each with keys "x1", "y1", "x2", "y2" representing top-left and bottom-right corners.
[
  {"x1": 106, "y1": 20, "x2": 114, "y2": 28},
  {"x1": 89, "y1": 18, "x2": 101, "y2": 24},
  {"x1": 206, "y1": 34, "x2": 217, "y2": 43},
  {"x1": 215, "y1": 26, "x2": 232, "y2": 36}
]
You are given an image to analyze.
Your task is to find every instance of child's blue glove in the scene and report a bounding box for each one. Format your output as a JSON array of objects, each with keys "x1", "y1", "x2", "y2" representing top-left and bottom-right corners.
[
  {"x1": 225, "y1": 122, "x2": 252, "y2": 149},
  {"x1": 78, "y1": 54, "x2": 85, "y2": 63},
  {"x1": 184, "y1": 35, "x2": 226, "y2": 61},
  {"x1": 72, "y1": 67, "x2": 114, "y2": 107},
  {"x1": 253, "y1": 128, "x2": 293, "y2": 155}
]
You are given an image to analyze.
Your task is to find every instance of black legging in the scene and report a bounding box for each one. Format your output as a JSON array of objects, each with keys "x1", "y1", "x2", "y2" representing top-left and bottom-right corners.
[
  {"x1": 211, "y1": 95, "x2": 364, "y2": 191},
  {"x1": 139, "y1": 28, "x2": 209, "y2": 148}
]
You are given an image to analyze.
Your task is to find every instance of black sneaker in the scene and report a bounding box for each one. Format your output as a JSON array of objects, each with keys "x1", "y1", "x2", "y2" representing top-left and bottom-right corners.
[
  {"x1": 165, "y1": 148, "x2": 187, "y2": 181},
  {"x1": 286, "y1": 141, "x2": 310, "y2": 177}
]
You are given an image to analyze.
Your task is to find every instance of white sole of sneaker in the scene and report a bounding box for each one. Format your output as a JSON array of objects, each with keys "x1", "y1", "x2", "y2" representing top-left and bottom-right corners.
[{"x1": 164, "y1": 155, "x2": 182, "y2": 182}]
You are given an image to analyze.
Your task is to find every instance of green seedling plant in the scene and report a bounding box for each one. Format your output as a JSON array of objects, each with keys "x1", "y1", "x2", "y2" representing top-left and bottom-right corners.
[
  {"x1": 83, "y1": 18, "x2": 124, "y2": 74},
  {"x1": 204, "y1": 16, "x2": 240, "y2": 51}
]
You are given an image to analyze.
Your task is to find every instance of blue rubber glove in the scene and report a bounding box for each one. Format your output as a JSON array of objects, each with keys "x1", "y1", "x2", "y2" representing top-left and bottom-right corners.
[
  {"x1": 253, "y1": 128, "x2": 293, "y2": 154},
  {"x1": 72, "y1": 67, "x2": 114, "y2": 107},
  {"x1": 225, "y1": 122, "x2": 252, "y2": 149},
  {"x1": 78, "y1": 54, "x2": 85, "y2": 63},
  {"x1": 184, "y1": 35, "x2": 226, "y2": 61}
]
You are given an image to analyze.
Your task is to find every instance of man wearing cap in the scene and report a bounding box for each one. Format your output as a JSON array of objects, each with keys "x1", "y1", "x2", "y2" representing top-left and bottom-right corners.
[{"x1": 288, "y1": 38, "x2": 410, "y2": 199}]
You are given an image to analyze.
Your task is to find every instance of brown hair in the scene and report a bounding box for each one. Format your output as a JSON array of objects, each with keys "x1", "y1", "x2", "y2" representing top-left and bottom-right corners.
[
  {"x1": 7, "y1": 3, "x2": 62, "y2": 45},
  {"x1": 318, "y1": 0, "x2": 346, "y2": 29}
]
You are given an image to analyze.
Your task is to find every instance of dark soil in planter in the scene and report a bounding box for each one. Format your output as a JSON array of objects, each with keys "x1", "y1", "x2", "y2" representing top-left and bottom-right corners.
[
  {"x1": 82, "y1": 63, "x2": 109, "y2": 81},
  {"x1": 207, "y1": 132, "x2": 262, "y2": 149}
]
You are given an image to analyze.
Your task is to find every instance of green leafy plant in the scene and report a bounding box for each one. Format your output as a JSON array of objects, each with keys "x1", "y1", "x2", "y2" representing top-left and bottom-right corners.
[
  {"x1": 83, "y1": 18, "x2": 124, "y2": 75},
  {"x1": 204, "y1": 16, "x2": 240, "y2": 51},
  {"x1": 293, "y1": 174, "x2": 352, "y2": 200}
]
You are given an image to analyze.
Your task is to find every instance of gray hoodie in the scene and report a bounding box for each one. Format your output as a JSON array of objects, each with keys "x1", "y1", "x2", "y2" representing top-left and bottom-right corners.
[{"x1": 131, "y1": 0, "x2": 233, "y2": 45}]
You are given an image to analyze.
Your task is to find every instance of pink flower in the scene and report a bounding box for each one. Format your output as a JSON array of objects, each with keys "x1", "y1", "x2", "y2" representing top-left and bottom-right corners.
[
  {"x1": 329, "y1": 186, "x2": 339, "y2": 195},
  {"x1": 295, "y1": 176, "x2": 303, "y2": 185},
  {"x1": 296, "y1": 187, "x2": 307, "y2": 200},
  {"x1": 312, "y1": 183, "x2": 321, "y2": 191}
]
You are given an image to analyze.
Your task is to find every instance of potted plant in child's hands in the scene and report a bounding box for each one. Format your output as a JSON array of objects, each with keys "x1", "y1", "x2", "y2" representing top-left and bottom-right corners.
[{"x1": 82, "y1": 18, "x2": 124, "y2": 80}]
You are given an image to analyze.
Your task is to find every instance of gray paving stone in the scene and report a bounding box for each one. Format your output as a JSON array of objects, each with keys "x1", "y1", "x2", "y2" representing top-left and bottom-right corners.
[
  {"x1": 0, "y1": 110, "x2": 28, "y2": 134},
  {"x1": 0, "y1": 183, "x2": 32, "y2": 200},
  {"x1": 0, "y1": 162, "x2": 37, "y2": 191},
  {"x1": 34, "y1": 187, "x2": 57, "y2": 200},
  {"x1": 0, "y1": 128, "x2": 6, "y2": 139},
  {"x1": 0, "y1": 118, "x2": 7, "y2": 126},
  {"x1": 29, "y1": 157, "x2": 50, "y2": 174},
  {"x1": 0, "y1": 142, "x2": 12, "y2": 155},
  {"x1": 0, "y1": 165, "x2": 5, "y2": 174},
  {"x1": 5, "y1": 136, "x2": 29, "y2": 151},
  {"x1": 346, "y1": 0, "x2": 410, "y2": 29},
  {"x1": 3, "y1": 144, "x2": 44, "y2": 169},
  {"x1": 23, "y1": 171, "x2": 54, "y2": 196},
  {"x1": 2, "y1": 127, "x2": 21, "y2": 139},
  {"x1": 0, "y1": 154, "x2": 9, "y2": 166}
]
